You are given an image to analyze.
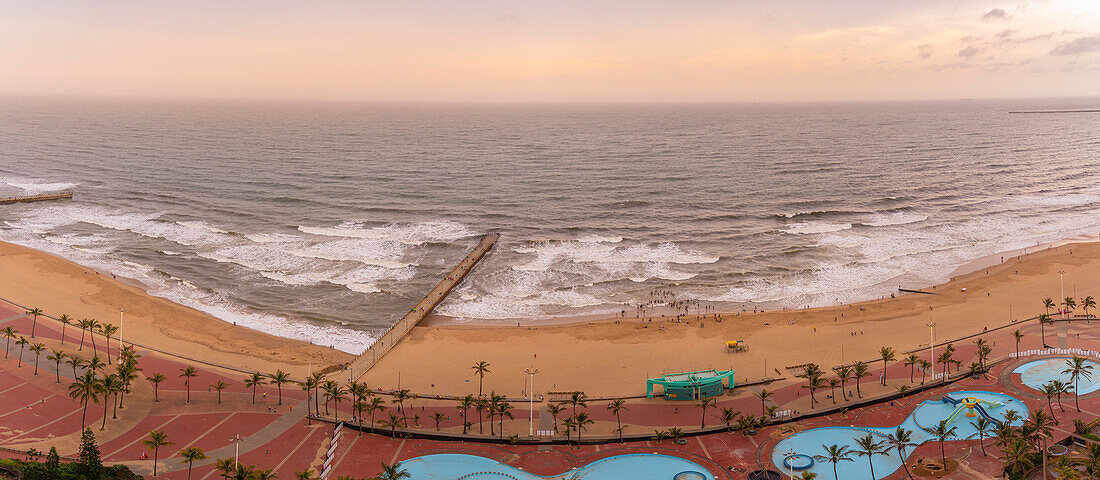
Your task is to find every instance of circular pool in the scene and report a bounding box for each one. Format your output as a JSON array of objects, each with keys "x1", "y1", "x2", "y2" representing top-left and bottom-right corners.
[{"x1": 1013, "y1": 357, "x2": 1100, "y2": 394}]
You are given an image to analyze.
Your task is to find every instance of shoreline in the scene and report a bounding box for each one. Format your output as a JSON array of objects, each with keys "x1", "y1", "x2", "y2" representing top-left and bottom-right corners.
[
  {"x1": 424, "y1": 230, "x2": 1100, "y2": 329},
  {"x1": 0, "y1": 240, "x2": 351, "y2": 377}
]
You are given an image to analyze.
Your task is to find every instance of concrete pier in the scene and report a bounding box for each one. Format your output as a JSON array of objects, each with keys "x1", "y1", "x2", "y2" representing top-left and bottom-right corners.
[
  {"x1": 349, "y1": 232, "x2": 499, "y2": 379},
  {"x1": 0, "y1": 192, "x2": 74, "y2": 205}
]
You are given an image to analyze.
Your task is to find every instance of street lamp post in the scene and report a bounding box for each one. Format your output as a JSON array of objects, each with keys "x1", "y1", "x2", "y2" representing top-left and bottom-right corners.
[
  {"x1": 1060, "y1": 270, "x2": 1066, "y2": 319},
  {"x1": 928, "y1": 322, "x2": 936, "y2": 382},
  {"x1": 525, "y1": 368, "x2": 539, "y2": 436},
  {"x1": 784, "y1": 449, "x2": 797, "y2": 480},
  {"x1": 229, "y1": 434, "x2": 245, "y2": 469}
]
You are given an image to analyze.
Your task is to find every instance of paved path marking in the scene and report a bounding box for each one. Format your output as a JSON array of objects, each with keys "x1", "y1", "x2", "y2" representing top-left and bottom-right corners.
[
  {"x1": 181, "y1": 412, "x2": 238, "y2": 450},
  {"x1": 0, "y1": 394, "x2": 56, "y2": 419},
  {"x1": 696, "y1": 436, "x2": 713, "y2": 460},
  {"x1": 104, "y1": 414, "x2": 182, "y2": 459},
  {"x1": 1, "y1": 404, "x2": 83, "y2": 444},
  {"x1": 0, "y1": 314, "x2": 26, "y2": 324},
  {"x1": 388, "y1": 438, "x2": 406, "y2": 464},
  {"x1": 270, "y1": 425, "x2": 324, "y2": 474},
  {"x1": 0, "y1": 381, "x2": 29, "y2": 396}
]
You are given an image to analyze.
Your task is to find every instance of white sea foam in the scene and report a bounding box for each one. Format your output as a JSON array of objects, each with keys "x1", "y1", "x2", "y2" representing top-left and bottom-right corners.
[
  {"x1": 577, "y1": 234, "x2": 624, "y2": 244},
  {"x1": 781, "y1": 222, "x2": 853, "y2": 235},
  {"x1": 861, "y1": 212, "x2": 928, "y2": 227},
  {"x1": 244, "y1": 232, "x2": 301, "y2": 243},
  {"x1": 298, "y1": 220, "x2": 477, "y2": 245},
  {"x1": 288, "y1": 238, "x2": 412, "y2": 269},
  {"x1": 0, "y1": 177, "x2": 79, "y2": 194}
]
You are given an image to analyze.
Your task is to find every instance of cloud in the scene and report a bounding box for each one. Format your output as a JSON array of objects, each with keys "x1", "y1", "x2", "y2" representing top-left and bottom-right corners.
[
  {"x1": 916, "y1": 44, "x2": 935, "y2": 59},
  {"x1": 981, "y1": 8, "x2": 1011, "y2": 22},
  {"x1": 1049, "y1": 35, "x2": 1100, "y2": 55},
  {"x1": 996, "y1": 29, "x2": 1018, "y2": 39},
  {"x1": 958, "y1": 46, "x2": 981, "y2": 58}
]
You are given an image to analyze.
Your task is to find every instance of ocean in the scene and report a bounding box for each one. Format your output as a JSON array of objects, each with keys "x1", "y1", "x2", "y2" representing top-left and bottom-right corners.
[{"x1": 1, "y1": 96, "x2": 1098, "y2": 353}]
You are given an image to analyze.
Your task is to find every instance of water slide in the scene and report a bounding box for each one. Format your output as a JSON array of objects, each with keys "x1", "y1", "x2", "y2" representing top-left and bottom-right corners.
[
  {"x1": 941, "y1": 395, "x2": 1002, "y2": 427},
  {"x1": 943, "y1": 403, "x2": 967, "y2": 424},
  {"x1": 972, "y1": 403, "x2": 1003, "y2": 427}
]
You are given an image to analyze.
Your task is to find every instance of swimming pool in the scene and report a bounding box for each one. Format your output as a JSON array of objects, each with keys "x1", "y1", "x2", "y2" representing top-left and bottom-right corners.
[
  {"x1": 771, "y1": 391, "x2": 1026, "y2": 480},
  {"x1": 1014, "y1": 357, "x2": 1100, "y2": 394},
  {"x1": 399, "y1": 453, "x2": 716, "y2": 480}
]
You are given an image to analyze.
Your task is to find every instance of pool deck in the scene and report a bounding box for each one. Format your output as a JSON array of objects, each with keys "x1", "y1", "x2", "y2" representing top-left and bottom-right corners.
[{"x1": 3, "y1": 300, "x2": 1100, "y2": 479}]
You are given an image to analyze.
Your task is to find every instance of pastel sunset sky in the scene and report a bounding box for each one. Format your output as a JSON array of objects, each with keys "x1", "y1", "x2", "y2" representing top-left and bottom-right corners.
[{"x1": 1, "y1": 0, "x2": 1097, "y2": 102}]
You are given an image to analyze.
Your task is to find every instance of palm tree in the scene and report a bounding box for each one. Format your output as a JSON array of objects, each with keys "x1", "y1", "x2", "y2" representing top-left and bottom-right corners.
[
  {"x1": 100, "y1": 323, "x2": 118, "y2": 364},
  {"x1": 391, "y1": 388, "x2": 411, "y2": 414},
  {"x1": 66, "y1": 355, "x2": 84, "y2": 379},
  {"x1": 754, "y1": 388, "x2": 773, "y2": 414},
  {"x1": 1044, "y1": 297, "x2": 1055, "y2": 315},
  {"x1": 295, "y1": 470, "x2": 318, "y2": 480},
  {"x1": 268, "y1": 370, "x2": 290, "y2": 405},
  {"x1": 495, "y1": 401, "x2": 514, "y2": 441},
  {"x1": 58, "y1": 314, "x2": 72, "y2": 344},
  {"x1": 922, "y1": 419, "x2": 957, "y2": 467},
  {"x1": 29, "y1": 342, "x2": 45, "y2": 375},
  {"x1": 214, "y1": 457, "x2": 240, "y2": 479},
  {"x1": 327, "y1": 383, "x2": 347, "y2": 422},
  {"x1": 901, "y1": 354, "x2": 919, "y2": 383},
  {"x1": 179, "y1": 366, "x2": 197, "y2": 404},
  {"x1": 431, "y1": 411, "x2": 446, "y2": 431},
  {"x1": 380, "y1": 413, "x2": 403, "y2": 438},
  {"x1": 608, "y1": 399, "x2": 628, "y2": 443},
  {"x1": 697, "y1": 397, "x2": 715, "y2": 428},
  {"x1": 149, "y1": 373, "x2": 167, "y2": 402},
  {"x1": 573, "y1": 412, "x2": 593, "y2": 442},
  {"x1": 1014, "y1": 329, "x2": 1023, "y2": 357},
  {"x1": 1083, "y1": 295, "x2": 1096, "y2": 318},
  {"x1": 142, "y1": 430, "x2": 173, "y2": 477},
  {"x1": 1064, "y1": 355, "x2": 1095, "y2": 412},
  {"x1": 814, "y1": 444, "x2": 854, "y2": 480},
  {"x1": 853, "y1": 361, "x2": 869, "y2": 397},
  {"x1": 1, "y1": 326, "x2": 16, "y2": 358},
  {"x1": 887, "y1": 426, "x2": 916, "y2": 479},
  {"x1": 918, "y1": 359, "x2": 931, "y2": 384},
  {"x1": 546, "y1": 402, "x2": 564, "y2": 436},
  {"x1": 970, "y1": 416, "x2": 993, "y2": 456},
  {"x1": 719, "y1": 407, "x2": 738, "y2": 432},
  {"x1": 1064, "y1": 296, "x2": 1077, "y2": 316},
  {"x1": 1053, "y1": 379, "x2": 1071, "y2": 413},
  {"x1": 834, "y1": 366, "x2": 852, "y2": 401},
  {"x1": 26, "y1": 307, "x2": 43, "y2": 338},
  {"x1": 210, "y1": 381, "x2": 228, "y2": 404},
  {"x1": 827, "y1": 378, "x2": 840, "y2": 404},
  {"x1": 15, "y1": 336, "x2": 28, "y2": 367},
  {"x1": 1039, "y1": 313, "x2": 1051, "y2": 347},
  {"x1": 47, "y1": 349, "x2": 66, "y2": 383},
  {"x1": 471, "y1": 361, "x2": 491, "y2": 397},
  {"x1": 878, "y1": 346, "x2": 895, "y2": 385},
  {"x1": 802, "y1": 371, "x2": 825, "y2": 409},
  {"x1": 100, "y1": 374, "x2": 121, "y2": 429},
  {"x1": 1001, "y1": 437, "x2": 1036, "y2": 478},
  {"x1": 178, "y1": 446, "x2": 207, "y2": 480},
  {"x1": 68, "y1": 371, "x2": 102, "y2": 430},
  {"x1": 853, "y1": 433, "x2": 886, "y2": 480},
  {"x1": 87, "y1": 319, "x2": 100, "y2": 356},
  {"x1": 245, "y1": 373, "x2": 266, "y2": 404},
  {"x1": 85, "y1": 355, "x2": 106, "y2": 374},
  {"x1": 377, "y1": 461, "x2": 411, "y2": 480},
  {"x1": 568, "y1": 391, "x2": 588, "y2": 423},
  {"x1": 367, "y1": 396, "x2": 386, "y2": 429},
  {"x1": 301, "y1": 375, "x2": 319, "y2": 416},
  {"x1": 1042, "y1": 381, "x2": 1061, "y2": 420}
]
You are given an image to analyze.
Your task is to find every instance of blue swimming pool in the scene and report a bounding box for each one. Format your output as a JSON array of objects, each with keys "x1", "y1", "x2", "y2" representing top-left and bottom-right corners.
[
  {"x1": 771, "y1": 390, "x2": 1027, "y2": 480},
  {"x1": 1014, "y1": 357, "x2": 1100, "y2": 394},
  {"x1": 399, "y1": 453, "x2": 716, "y2": 480}
]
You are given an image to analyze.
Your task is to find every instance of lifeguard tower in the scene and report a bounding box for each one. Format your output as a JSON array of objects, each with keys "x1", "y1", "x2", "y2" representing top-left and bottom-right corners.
[{"x1": 646, "y1": 369, "x2": 734, "y2": 401}]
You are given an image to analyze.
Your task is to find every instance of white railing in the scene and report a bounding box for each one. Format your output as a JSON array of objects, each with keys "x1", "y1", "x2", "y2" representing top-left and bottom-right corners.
[{"x1": 1009, "y1": 348, "x2": 1099, "y2": 359}]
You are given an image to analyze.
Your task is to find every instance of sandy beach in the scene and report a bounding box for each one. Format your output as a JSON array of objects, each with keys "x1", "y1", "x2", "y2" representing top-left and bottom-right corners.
[
  {"x1": 0, "y1": 241, "x2": 351, "y2": 378},
  {"x1": 361, "y1": 239, "x2": 1100, "y2": 398}
]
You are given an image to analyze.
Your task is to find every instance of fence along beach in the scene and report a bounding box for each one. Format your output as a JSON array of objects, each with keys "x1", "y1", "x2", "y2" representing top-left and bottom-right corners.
[
  {"x1": 0, "y1": 191, "x2": 73, "y2": 205},
  {"x1": 349, "y1": 232, "x2": 500, "y2": 378}
]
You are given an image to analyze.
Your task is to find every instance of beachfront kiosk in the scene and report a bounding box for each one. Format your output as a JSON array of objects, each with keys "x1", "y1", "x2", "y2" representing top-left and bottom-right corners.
[{"x1": 646, "y1": 369, "x2": 734, "y2": 400}]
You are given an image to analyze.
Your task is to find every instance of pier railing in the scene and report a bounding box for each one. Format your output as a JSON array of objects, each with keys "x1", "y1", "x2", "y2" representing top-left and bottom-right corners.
[
  {"x1": 0, "y1": 191, "x2": 74, "y2": 205},
  {"x1": 349, "y1": 232, "x2": 500, "y2": 380}
]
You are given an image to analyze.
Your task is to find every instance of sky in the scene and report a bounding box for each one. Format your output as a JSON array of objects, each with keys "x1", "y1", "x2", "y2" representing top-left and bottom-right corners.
[{"x1": 0, "y1": 0, "x2": 1097, "y2": 103}]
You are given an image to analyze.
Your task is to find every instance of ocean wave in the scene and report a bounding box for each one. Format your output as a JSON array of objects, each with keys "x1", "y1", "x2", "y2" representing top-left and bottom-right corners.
[
  {"x1": 244, "y1": 232, "x2": 301, "y2": 243},
  {"x1": 297, "y1": 220, "x2": 478, "y2": 245},
  {"x1": 781, "y1": 222, "x2": 853, "y2": 235},
  {"x1": 860, "y1": 212, "x2": 928, "y2": 227},
  {"x1": 0, "y1": 177, "x2": 79, "y2": 194},
  {"x1": 287, "y1": 238, "x2": 413, "y2": 269}
]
